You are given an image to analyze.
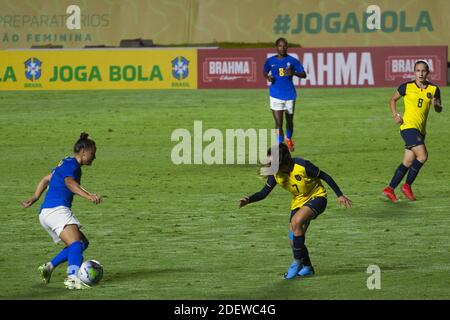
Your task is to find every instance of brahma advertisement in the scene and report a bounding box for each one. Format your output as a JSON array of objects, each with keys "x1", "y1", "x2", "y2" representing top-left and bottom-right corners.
[{"x1": 198, "y1": 46, "x2": 447, "y2": 89}]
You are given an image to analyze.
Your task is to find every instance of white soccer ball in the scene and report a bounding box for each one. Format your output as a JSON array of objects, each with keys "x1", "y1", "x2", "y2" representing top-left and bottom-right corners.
[{"x1": 79, "y1": 260, "x2": 104, "y2": 286}]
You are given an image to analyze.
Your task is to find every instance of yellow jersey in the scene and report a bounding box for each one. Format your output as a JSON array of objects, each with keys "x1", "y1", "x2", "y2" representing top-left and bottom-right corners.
[
  {"x1": 274, "y1": 158, "x2": 327, "y2": 210},
  {"x1": 398, "y1": 80, "x2": 441, "y2": 135}
]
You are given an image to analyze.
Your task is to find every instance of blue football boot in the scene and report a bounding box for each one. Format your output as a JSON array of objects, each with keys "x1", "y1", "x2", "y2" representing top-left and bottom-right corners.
[
  {"x1": 297, "y1": 265, "x2": 315, "y2": 277},
  {"x1": 284, "y1": 260, "x2": 302, "y2": 280}
]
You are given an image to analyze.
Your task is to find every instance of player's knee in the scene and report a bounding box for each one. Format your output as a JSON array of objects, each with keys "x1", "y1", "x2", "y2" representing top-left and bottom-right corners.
[
  {"x1": 291, "y1": 216, "x2": 306, "y2": 232},
  {"x1": 403, "y1": 159, "x2": 413, "y2": 167},
  {"x1": 417, "y1": 154, "x2": 428, "y2": 163}
]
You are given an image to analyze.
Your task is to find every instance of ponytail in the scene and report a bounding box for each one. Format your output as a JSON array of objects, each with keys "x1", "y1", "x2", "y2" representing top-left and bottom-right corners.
[{"x1": 73, "y1": 132, "x2": 96, "y2": 153}]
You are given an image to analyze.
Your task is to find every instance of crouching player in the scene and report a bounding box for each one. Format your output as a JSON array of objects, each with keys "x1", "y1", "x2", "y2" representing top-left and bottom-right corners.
[{"x1": 238, "y1": 143, "x2": 352, "y2": 279}]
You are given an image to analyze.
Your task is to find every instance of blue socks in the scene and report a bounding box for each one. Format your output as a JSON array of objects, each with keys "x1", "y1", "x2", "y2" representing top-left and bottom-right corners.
[
  {"x1": 51, "y1": 240, "x2": 89, "y2": 268},
  {"x1": 51, "y1": 247, "x2": 70, "y2": 268},
  {"x1": 277, "y1": 134, "x2": 284, "y2": 144},
  {"x1": 389, "y1": 163, "x2": 408, "y2": 189},
  {"x1": 286, "y1": 128, "x2": 293, "y2": 140},
  {"x1": 406, "y1": 159, "x2": 424, "y2": 185},
  {"x1": 67, "y1": 241, "x2": 84, "y2": 277}
]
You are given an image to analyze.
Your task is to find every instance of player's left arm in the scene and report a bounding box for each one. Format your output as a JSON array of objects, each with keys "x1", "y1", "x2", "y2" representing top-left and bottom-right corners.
[
  {"x1": 65, "y1": 177, "x2": 102, "y2": 204},
  {"x1": 432, "y1": 87, "x2": 443, "y2": 113},
  {"x1": 292, "y1": 59, "x2": 306, "y2": 78},
  {"x1": 305, "y1": 161, "x2": 352, "y2": 208}
]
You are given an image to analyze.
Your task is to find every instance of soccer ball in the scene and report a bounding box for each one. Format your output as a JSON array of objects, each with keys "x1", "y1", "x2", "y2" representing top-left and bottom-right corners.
[{"x1": 79, "y1": 260, "x2": 104, "y2": 286}]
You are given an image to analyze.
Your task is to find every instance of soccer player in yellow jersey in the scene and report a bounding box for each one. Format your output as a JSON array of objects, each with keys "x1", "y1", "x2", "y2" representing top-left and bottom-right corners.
[
  {"x1": 238, "y1": 143, "x2": 352, "y2": 279},
  {"x1": 383, "y1": 60, "x2": 443, "y2": 202}
]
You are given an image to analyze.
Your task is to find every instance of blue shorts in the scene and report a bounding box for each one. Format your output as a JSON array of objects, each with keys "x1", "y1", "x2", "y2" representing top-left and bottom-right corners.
[
  {"x1": 400, "y1": 128, "x2": 425, "y2": 149},
  {"x1": 290, "y1": 196, "x2": 328, "y2": 221}
]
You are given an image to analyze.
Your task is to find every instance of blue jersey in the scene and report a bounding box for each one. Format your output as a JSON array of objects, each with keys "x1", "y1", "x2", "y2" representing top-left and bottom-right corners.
[
  {"x1": 264, "y1": 55, "x2": 304, "y2": 100},
  {"x1": 41, "y1": 157, "x2": 81, "y2": 211}
]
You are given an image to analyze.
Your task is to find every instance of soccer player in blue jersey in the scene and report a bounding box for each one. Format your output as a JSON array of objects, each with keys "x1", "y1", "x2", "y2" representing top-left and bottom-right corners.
[
  {"x1": 238, "y1": 144, "x2": 352, "y2": 279},
  {"x1": 263, "y1": 38, "x2": 306, "y2": 152},
  {"x1": 21, "y1": 133, "x2": 102, "y2": 289},
  {"x1": 382, "y1": 60, "x2": 443, "y2": 202}
]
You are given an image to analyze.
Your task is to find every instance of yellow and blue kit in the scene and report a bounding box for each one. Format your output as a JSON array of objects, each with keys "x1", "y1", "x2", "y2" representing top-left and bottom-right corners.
[
  {"x1": 247, "y1": 158, "x2": 343, "y2": 214},
  {"x1": 398, "y1": 80, "x2": 441, "y2": 136}
]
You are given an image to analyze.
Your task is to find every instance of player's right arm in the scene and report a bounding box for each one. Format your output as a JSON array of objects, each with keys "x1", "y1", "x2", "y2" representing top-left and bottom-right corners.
[
  {"x1": 263, "y1": 59, "x2": 274, "y2": 82},
  {"x1": 64, "y1": 177, "x2": 102, "y2": 204},
  {"x1": 21, "y1": 173, "x2": 52, "y2": 208},
  {"x1": 239, "y1": 176, "x2": 277, "y2": 208},
  {"x1": 391, "y1": 83, "x2": 407, "y2": 125}
]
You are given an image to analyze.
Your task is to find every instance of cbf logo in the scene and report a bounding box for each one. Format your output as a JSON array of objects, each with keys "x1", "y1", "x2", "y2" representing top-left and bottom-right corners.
[
  {"x1": 171, "y1": 56, "x2": 189, "y2": 80},
  {"x1": 25, "y1": 57, "x2": 42, "y2": 81}
]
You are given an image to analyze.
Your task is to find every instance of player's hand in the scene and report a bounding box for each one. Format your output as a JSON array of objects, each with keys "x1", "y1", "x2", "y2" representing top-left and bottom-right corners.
[
  {"x1": 393, "y1": 113, "x2": 403, "y2": 125},
  {"x1": 21, "y1": 196, "x2": 38, "y2": 208},
  {"x1": 285, "y1": 67, "x2": 293, "y2": 76},
  {"x1": 238, "y1": 197, "x2": 250, "y2": 208},
  {"x1": 432, "y1": 98, "x2": 443, "y2": 113},
  {"x1": 338, "y1": 195, "x2": 352, "y2": 208},
  {"x1": 89, "y1": 193, "x2": 102, "y2": 204},
  {"x1": 267, "y1": 75, "x2": 275, "y2": 82}
]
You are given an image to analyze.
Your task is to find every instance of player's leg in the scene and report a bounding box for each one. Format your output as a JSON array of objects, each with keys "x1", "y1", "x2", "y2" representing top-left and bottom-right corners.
[
  {"x1": 383, "y1": 129, "x2": 417, "y2": 202},
  {"x1": 296, "y1": 197, "x2": 327, "y2": 277},
  {"x1": 49, "y1": 230, "x2": 89, "y2": 270},
  {"x1": 270, "y1": 97, "x2": 286, "y2": 144},
  {"x1": 284, "y1": 100, "x2": 295, "y2": 152},
  {"x1": 38, "y1": 207, "x2": 88, "y2": 286},
  {"x1": 383, "y1": 149, "x2": 415, "y2": 202},
  {"x1": 285, "y1": 206, "x2": 316, "y2": 279},
  {"x1": 59, "y1": 224, "x2": 84, "y2": 275},
  {"x1": 272, "y1": 110, "x2": 284, "y2": 144},
  {"x1": 402, "y1": 144, "x2": 428, "y2": 200},
  {"x1": 60, "y1": 225, "x2": 91, "y2": 289}
]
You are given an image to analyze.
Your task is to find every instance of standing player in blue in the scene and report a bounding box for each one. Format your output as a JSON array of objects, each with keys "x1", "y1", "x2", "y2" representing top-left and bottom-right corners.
[
  {"x1": 238, "y1": 144, "x2": 352, "y2": 279},
  {"x1": 382, "y1": 60, "x2": 443, "y2": 202},
  {"x1": 263, "y1": 38, "x2": 306, "y2": 152},
  {"x1": 21, "y1": 133, "x2": 102, "y2": 289}
]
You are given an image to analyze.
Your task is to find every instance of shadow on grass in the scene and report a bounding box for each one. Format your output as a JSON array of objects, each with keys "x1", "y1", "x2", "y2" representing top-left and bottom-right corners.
[
  {"x1": 4, "y1": 283, "x2": 70, "y2": 300},
  {"x1": 104, "y1": 267, "x2": 197, "y2": 284},
  {"x1": 4, "y1": 267, "x2": 197, "y2": 299},
  {"x1": 230, "y1": 262, "x2": 414, "y2": 300},
  {"x1": 370, "y1": 198, "x2": 418, "y2": 218}
]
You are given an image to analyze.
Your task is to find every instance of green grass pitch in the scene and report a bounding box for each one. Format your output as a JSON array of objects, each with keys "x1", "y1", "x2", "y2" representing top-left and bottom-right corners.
[{"x1": 0, "y1": 88, "x2": 449, "y2": 299}]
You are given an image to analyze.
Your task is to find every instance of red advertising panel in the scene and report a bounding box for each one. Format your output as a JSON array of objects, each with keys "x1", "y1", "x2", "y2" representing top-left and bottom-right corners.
[{"x1": 198, "y1": 46, "x2": 447, "y2": 88}]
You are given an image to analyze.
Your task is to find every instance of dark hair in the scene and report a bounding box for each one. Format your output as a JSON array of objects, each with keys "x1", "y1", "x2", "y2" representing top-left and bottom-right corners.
[
  {"x1": 414, "y1": 60, "x2": 429, "y2": 72},
  {"x1": 267, "y1": 143, "x2": 293, "y2": 169},
  {"x1": 275, "y1": 37, "x2": 288, "y2": 47},
  {"x1": 73, "y1": 132, "x2": 96, "y2": 153}
]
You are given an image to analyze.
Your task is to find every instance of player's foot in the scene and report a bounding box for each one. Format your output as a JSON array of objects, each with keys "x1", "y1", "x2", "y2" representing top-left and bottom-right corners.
[
  {"x1": 382, "y1": 186, "x2": 398, "y2": 202},
  {"x1": 38, "y1": 262, "x2": 53, "y2": 284},
  {"x1": 401, "y1": 183, "x2": 416, "y2": 201},
  {"x1": 64, "y1": 276, "x2": 91, "y2": 290},
  {"x1": 285, "y1": 138, "x2": 295, "y2": 152},
  {"x1": 284, "y1": 260, "x2": 302, "y2": 280},
  {"x1": 297, "y1": 265, "x2": 315, "y2": 277}
]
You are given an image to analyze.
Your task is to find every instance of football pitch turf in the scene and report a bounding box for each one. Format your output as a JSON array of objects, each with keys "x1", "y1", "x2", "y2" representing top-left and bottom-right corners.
[{"x1": 0, "y1": 88, "x2": 449, "y2": 299}]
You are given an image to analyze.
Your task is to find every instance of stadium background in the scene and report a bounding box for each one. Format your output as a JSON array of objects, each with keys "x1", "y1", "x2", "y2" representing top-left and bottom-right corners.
[{"x1": 1, "y1": 0, "x2": 449, "y2": 302}]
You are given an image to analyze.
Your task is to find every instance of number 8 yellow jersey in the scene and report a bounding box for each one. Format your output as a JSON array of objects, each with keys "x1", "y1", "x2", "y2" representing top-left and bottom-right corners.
[{"x1": 398, "y1": 81, "x2": 441, "y2": 135}]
